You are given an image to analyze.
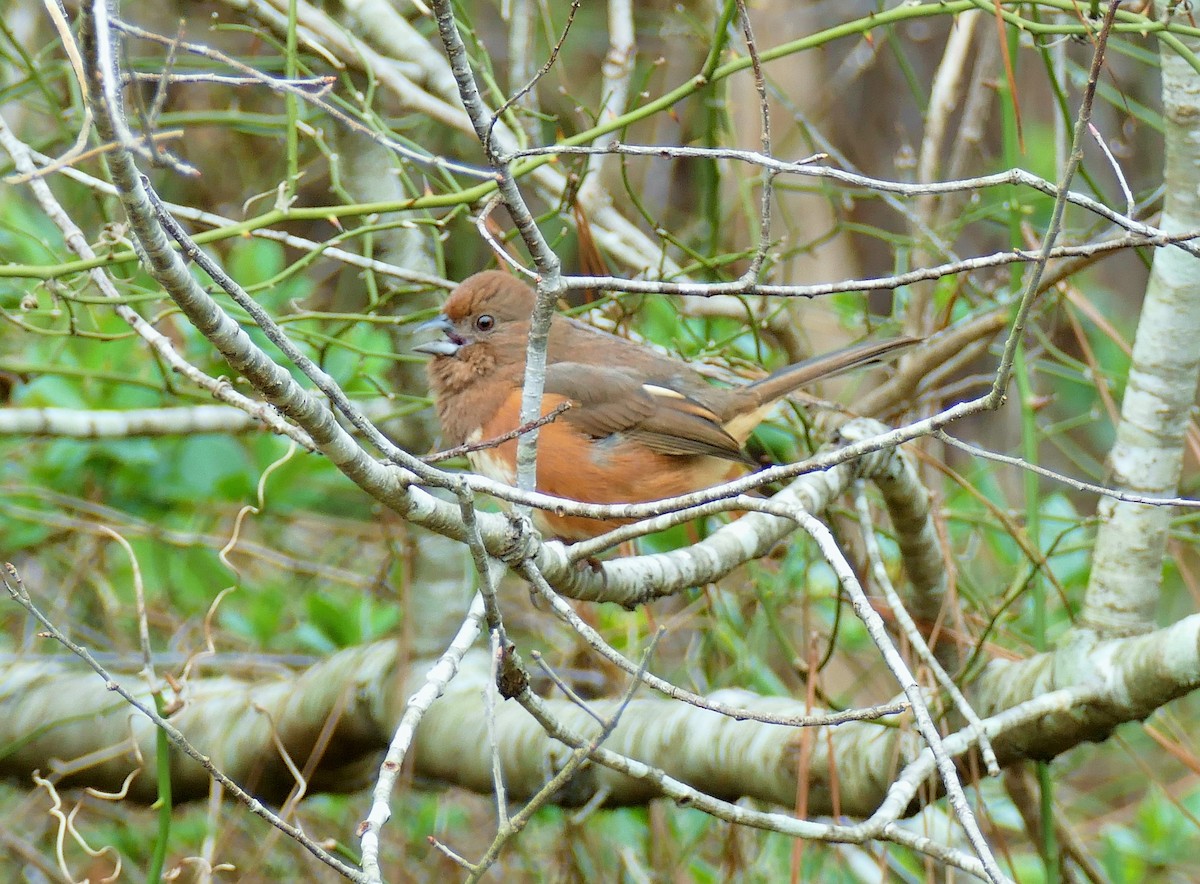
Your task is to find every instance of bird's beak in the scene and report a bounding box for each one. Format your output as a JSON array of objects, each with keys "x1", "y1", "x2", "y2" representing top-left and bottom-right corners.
[{"x1": 412, "y1": 314, "x2": 462, "y2": 356}]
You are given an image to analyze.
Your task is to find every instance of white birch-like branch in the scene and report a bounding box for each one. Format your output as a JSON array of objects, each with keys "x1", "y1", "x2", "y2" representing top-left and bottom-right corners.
[
  {"x1": 1080, "y1": 2, "x2": 1200, "y2": 636},
  {"x1": 5, "y1": 612, "x2": 1200, "y2": 819}
]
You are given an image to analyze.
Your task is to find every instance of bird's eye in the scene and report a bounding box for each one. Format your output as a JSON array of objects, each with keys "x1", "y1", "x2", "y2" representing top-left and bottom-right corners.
[{"x1": 474, "y1": 314, "x2": 495, "y2": 331}]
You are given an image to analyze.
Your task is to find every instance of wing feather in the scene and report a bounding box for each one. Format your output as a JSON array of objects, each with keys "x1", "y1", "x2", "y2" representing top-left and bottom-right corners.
[{"x1": 543, "y1": 363, "x2": 749, "y2": 463}]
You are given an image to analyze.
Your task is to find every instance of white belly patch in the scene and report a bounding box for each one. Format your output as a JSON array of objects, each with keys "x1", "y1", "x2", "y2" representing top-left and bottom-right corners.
[{"x1": 466, "y1": 428, "x2": 517, "y2": 485}]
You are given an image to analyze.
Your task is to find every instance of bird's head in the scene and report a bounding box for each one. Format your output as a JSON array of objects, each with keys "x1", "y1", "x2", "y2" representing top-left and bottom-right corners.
[{"x1": 414, "y1": 271, "x2": 536, "y2": 361}]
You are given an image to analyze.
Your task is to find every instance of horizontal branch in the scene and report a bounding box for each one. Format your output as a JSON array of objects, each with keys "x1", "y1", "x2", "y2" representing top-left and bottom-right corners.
[
  {"x1": 6, "y1": 611, "x2": 1198, "y2": 821},
  {"x1": 0, "y1": 405, "x2": 276, "y2": 438}
]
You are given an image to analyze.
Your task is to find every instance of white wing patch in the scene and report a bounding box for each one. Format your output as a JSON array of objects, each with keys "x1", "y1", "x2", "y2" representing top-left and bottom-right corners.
[{"x1": 642, "y1": 383, "x2": 686, "y2": 400}]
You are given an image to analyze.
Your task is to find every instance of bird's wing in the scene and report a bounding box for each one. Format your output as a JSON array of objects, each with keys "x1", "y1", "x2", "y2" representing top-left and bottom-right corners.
[{"x1": 544, "y1": 363, "x2": 749, "y2": 462}]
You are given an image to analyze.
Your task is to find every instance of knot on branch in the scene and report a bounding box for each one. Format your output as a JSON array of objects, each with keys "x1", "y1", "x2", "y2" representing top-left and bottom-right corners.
[
  {"x1": 496, "y1": 511, "x2": 541, "y2": 567},
  {"x1": 835, "y1": 417, "x2": 901, "y2": 481},
  {"x1": 495, "y1": 637, "x2": 529, "y2": 700}
]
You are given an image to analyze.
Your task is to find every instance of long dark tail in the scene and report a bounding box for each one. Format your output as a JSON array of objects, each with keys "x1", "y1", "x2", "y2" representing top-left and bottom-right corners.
[{"x1": 745, "y1": 336, "x2": 918, "y2": 406}]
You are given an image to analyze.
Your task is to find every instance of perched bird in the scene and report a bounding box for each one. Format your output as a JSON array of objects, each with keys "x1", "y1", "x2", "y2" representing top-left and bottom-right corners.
[{"x1": 416, "y1": 271, "x2": 912, "y2": 541}]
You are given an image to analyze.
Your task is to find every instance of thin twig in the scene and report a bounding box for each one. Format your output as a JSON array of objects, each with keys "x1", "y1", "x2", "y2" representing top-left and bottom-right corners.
[
  {"x1": 486, "y1": 0, "x2": 584, "y2": 153},
  {"x1": 935, "y1": 430, "x2": 1200, "y2": 507},
  {"x1": 2, "y1": 563, "x2": 367, "y2": 883},
  {"x1": 987, "y1": 1, "x2": 1121, "y2": 408},
  {"x1": 520, "y1": 559, "x2": 907, "y2": 726},
  {"x1": 428, "y1": 0, "x2": 564, "y2": 500},
  {"x1": 464, "y1": 634, "x2": 662, "y2": 883},
  {"x1": 733, "y1": 0, "x2": 776, "y2": 282},
  {"x1": 112, "y1": 17, "x2": 495, "y2": 179},
  {"x1": 358, "y1": 595, "x2": 486, "y2": 882},
  {"x1": 501, "y1": 142, "x2": 1198, "y2": 260},
  {"x1": 423, "y1": 402, "x2": 573, "y2": 463},
  {"x1": 736, "y1": 501, "x2": 1008, "y2": 884},
  {"x1": 853, "y1": 484, "x2": 999, "y2": 776}
]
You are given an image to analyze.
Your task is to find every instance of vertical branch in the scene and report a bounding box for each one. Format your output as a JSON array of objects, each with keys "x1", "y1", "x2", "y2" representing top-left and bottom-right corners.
[
  {"x1": 780, "y1": 506, "x2": 1008, "y2": 884},
  {"x1": 734, "y1": 0, "x2": 775, "y2": 282},
  {"x1": 908, "y1": 11, "x2": 981, "y2": 336},
  {"x1": 577, "y1": 0, "x2": 635, "y2": 206},
  {"x1": 504, "y1": 0, "x2": 538, "y2": 141},
  {"x1": 428, "y1": 0, "x2": 561, "y2": 496},
  {"x1": 283, "y1": 0, "x2": 299, "y2": 203},
  {"x1": 984, "y1": 4, "x2": 1117, "y2": 409},
  {"x1": 358, "y1": 595, "x2": 485, "y2": 880},
  {"x1": 1081, "y1": 1, "x2": 1200, "y2": 635}
]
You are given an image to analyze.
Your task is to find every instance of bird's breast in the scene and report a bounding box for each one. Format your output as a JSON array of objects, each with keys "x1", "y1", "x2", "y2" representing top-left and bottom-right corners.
[{"x1": 466, "y1": 428, "x2": 517, "y2": 486}]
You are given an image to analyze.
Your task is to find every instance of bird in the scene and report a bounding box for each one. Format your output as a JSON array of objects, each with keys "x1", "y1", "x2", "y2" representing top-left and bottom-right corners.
[{"x1": 416, "y1": 271, "x2": 913, "y2": 541}]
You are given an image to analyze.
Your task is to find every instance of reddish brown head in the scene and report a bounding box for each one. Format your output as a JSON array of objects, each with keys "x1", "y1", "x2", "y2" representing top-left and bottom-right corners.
[
  {"x1": 415, "y1": 272, "x2": 541, "y2": 441},
  {"x1": 415, "y1": 272, "x2": 535, "y2": 361},
  {"x1": 443, "y1": 271, "x2": 536, "y2": 326}
]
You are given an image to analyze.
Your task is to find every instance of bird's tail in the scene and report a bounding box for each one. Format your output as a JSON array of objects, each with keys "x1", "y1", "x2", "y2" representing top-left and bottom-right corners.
[
  {"x1": 722, "y1": 336, "x2": 917, "y2": 442},
  {"x1": 747, "y1": 336, "x2": 917, "y2": 404}
]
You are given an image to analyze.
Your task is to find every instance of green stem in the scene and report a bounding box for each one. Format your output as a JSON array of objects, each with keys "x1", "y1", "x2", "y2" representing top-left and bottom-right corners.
[
  {"x1": 5, "y1": 1, "x2": 1196, "y2": 285},
  {"x1": 699, "y1": 0, "x2": 739, "y2": 82},
  {"x1": 146, "y1": 692, "x2": 173, "y2": 882},
  {"x1": 1000, "y1": 19, "x2": 1059, "y2": 877},
  {"x1": 284, "y1": 0, "x2": 300, "y2": 202}
]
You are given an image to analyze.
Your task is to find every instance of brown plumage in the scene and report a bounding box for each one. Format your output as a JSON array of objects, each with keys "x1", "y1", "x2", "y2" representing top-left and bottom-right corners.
[{"x1": 416, "y1": 271, "x2": 913, "y2": 541}]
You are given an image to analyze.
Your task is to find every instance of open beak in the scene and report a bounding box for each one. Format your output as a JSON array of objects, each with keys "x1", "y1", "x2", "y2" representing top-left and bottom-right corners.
[{"x1": 412, "y1": 314, "x2": 462, "y2": 356}]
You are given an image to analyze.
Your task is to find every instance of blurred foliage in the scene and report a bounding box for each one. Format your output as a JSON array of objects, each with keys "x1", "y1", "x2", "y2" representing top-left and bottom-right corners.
[{"x1": 2, "y1": 1, "x2": 1200, "y2": 881}]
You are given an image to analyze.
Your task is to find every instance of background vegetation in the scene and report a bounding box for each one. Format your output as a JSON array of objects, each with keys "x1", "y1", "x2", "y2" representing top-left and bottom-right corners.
[{"x1": 3, "y1": 1, "x2": 1200, "y2": 881}]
